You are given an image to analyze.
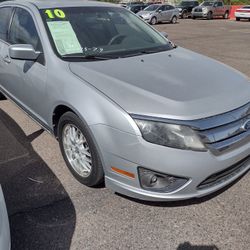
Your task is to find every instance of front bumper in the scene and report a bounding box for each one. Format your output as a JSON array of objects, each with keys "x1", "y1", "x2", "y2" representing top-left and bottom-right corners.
[
  {"x1": 138, "y1": 15, "x2": 151, "y2": 23},
  {"x1": 91, "y1": 124, "x2": 250, "y2": 201},
  {"x1": 192, "y1": 12, "x2": 208, "y2": 18}
]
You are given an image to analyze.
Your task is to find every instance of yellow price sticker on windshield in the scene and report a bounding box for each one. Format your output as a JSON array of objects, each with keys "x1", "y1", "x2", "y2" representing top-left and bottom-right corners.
[{"x1": 45, "y1": 9, "x2": 66, "y2": 19}]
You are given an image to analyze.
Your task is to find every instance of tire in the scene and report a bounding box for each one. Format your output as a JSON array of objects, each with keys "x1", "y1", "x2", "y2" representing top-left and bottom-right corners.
[
  {"x1": 171, "y1": 16, "x2": 178, "y2": 24},
  {"x1": 223, "y1": 11, "x2": 229, "y2": 19},
  {"x1": 207, "y1": 11, "x2": 213, "y2": 20},
  {"x1": 182, "y1": 10, "x2": 188, "y2": 19},
  {"x1": 58, "y1": 111, "x2": 104, "y2": 187},
  {"x1": 192, "y1": 16, "x2": 196, "y2": 19},
  {"x1": 0, "y1": 92, "x2": 6, "y2": 100},
  {"x1": 236, "y1": 17, "x2": 240, "y2": 21},
  {"x1": 150, "y1": 17, "x2": 157, "y2": 25}
]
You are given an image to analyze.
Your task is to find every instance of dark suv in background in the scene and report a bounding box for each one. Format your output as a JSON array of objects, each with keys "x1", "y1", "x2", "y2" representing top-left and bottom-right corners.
[{"x1": 177, "y1": 0, "x2": 199, "y2": 18}]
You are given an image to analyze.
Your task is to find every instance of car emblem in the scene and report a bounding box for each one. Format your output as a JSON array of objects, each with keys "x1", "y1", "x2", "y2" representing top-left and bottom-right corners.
[{"x1": 241, "y1": 119, "x2": 250, "y2": 131}]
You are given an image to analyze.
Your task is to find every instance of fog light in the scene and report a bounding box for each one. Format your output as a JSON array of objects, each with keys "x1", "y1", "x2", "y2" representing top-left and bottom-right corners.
[{"x1": 138, "y1": 167, "x2": 188, "y2": 193}]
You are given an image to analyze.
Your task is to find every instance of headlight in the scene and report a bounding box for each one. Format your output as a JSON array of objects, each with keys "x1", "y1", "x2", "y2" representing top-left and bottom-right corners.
[
  {"x1": 178, "y1": 8, "x2": 182, "y2": 11},
  {"x1": 134, "y1": 119, "x2": 206, "y2": 151}
]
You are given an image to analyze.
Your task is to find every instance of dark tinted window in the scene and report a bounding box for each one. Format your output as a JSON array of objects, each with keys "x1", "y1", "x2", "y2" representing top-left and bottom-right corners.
[
  {"x1": 217, "y1": 2, "x2": 223, "y2": 7},
  {"x1": 163, "y1": 5, "x2": 170, "y2": 11},
  {"x1": 9, "y1": 8, "x2": 41, "y2": 50},
  {"x1": 0, "y1": 7, "x2": 12, "y2": 42}
]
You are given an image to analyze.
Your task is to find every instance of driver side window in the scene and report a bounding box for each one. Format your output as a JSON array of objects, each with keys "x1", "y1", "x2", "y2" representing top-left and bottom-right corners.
[
  {"x1": 9, "y1": 8, "x2": 42, "y2": 51},
  {"x1": 0, "y1": 7, "x2": 12, "y2": 42}
]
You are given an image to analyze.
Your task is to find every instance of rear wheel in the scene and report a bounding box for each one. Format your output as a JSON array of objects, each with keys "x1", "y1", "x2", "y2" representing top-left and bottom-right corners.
[
  {"x1": 236, "y1": 17, "x2": 240, "y2": 21},
  {"x1": 223, "y1": 11, "x2": 229, "y2": 19},
  {"x1": 58, "y1": 111, "x2": 104, "y2": 187},
  {"x1": 192, "y1": 16, "x2": 196, "y2": 19},
  {"x1": 150, "y1": 17, "x2": 157, "y2": 25},
  {"x1": 0, "y1": 92, "x2": 6, "y2": 100},
  {"x1": 171, "y1": 15, "x2": 178, "y2": 24},
  {"x1": 207, "y1": 11, "x2": 213, "y2": 20}
]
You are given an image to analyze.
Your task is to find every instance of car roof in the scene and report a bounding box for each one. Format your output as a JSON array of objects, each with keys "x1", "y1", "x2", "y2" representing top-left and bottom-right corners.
[{"x1": 2, "y1": 0, "x2": 116, "y2": 9}]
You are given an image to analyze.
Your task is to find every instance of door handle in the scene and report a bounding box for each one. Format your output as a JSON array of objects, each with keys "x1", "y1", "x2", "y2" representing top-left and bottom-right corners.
[{"x1": 3, "y1": 56, "x2": 11, "y2": 64}]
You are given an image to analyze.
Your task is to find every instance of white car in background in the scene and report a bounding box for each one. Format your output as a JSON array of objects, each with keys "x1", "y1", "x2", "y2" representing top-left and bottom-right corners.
[
  {"x1": 235, "y1": 5, "x2": 250, "y2": 21},
  {"x1": 0, "y1": 186, "x2": 10, "y2": 250}
]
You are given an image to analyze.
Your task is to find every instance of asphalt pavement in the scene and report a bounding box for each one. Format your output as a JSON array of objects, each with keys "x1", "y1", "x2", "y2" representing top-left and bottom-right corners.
[{"x1": 0, "y1": 19, "x2": 249, "y2": 250}]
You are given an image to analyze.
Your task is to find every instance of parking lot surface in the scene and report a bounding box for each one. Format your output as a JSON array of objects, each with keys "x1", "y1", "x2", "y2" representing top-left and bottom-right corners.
[{"x1": 0, "y1": 19, "x2": 249, "y2": 250}]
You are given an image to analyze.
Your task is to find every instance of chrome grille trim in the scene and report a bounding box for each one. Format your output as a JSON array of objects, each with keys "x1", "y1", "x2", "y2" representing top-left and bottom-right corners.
[
  {"x1": 131, "y1": 102, "x2": 250, "y2": 131},
  {"x1": 131, "y1": 102, "x2": 250, "y2": 155},
  {"x1": 198, "y1": 115, "x2": 250, "y2": 143},
  {"x1": 196, "y1": 103, "x2": 250, "y2": 155}
]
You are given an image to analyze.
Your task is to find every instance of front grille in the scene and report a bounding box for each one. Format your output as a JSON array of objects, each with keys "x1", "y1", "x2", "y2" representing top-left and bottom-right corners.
[
  {"x1": 197, "y1": 155, "x2": 250, "y2": 190},
  {"x1": 196, "y1": 102, "x2": 250, "y2": 155},
  {"x1": 194, "y1": 9, "x2": 202, "y2": 12}
]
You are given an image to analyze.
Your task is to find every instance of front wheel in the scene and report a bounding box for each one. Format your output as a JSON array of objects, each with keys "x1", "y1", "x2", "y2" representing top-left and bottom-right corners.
[
  {"x1": 150, "y1": 17, "x2": 157, "y2": 25},
  {"x1": 207, "y1": 11, "x2": 213, "y2": 20},
  {"x1": 236, "y1": 17, "x2": 240, "y2": 21},
  {"x1": 182, "y1": 11, "x2": 188, "y2": 19},
  {"x1": 58, "y1": 112, "x2": 104, "y2": 187},
  {"x1": 223, "y1": 11, "x2": 229, "y2": 19},
  {"x1": 171, "y1": 16, "x2": 178, "y2": 24}
]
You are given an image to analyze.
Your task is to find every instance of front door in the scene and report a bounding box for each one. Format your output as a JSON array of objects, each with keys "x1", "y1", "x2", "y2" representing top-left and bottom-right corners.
[{"x1": 1, "y1": 7, "x2": 48, "y2": 125}]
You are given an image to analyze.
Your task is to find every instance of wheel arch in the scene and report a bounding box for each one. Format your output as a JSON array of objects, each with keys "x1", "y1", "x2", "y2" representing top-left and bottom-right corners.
[{"x1": 52, "y1": 104, "x2": 79, "y2": 138}]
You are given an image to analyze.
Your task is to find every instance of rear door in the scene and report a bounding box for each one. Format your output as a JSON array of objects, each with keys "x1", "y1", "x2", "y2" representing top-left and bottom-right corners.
[
  {"x1": 217, "y1": 1, "x2": 224, "y2": 16},
  {"x1": 213, "y1": 2, "x2": 222, "y2": 16}
]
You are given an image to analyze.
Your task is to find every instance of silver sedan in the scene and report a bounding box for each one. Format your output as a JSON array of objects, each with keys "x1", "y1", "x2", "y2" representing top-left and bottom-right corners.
[
  {"x1": 137, "y1": 4, "x2": 179, "y2": 24},
  {"x1": 0, "y1": 0, "x2": 250, "y2": 202}
]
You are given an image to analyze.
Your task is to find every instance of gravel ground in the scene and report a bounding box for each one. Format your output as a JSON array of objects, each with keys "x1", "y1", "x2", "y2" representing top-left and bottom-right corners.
[{"x1": 0, "y1": 19, "x2": 249, "y2": 250}]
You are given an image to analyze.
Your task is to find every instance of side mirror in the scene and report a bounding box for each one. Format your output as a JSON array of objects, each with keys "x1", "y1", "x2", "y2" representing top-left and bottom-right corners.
[
  {"x1": 160, "y1": 31, "x2": 168, "y2": 38},
  {"x1": 158, "y1": 9, "x2": 162, "y2": 13},
  {"x1": 9, "y1": 44, "x2": 41, "y2": 61}
]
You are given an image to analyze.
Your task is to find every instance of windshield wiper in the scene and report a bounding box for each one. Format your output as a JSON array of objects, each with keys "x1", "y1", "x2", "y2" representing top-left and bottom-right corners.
[
  {"x1": 120, "y1": 44, "x2": 177, "y2": 58},
  {"x1": 62, "y1": 54, "x2": 117, "y2": 60}
]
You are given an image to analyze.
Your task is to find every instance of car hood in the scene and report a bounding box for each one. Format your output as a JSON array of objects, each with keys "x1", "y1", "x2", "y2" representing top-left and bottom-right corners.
[
  {"x1": 69, "y1": 47, "x2": 250, "y2": 120},
  {"x1": 137, "y1": 10, "x2": 154, "y2": 15}
]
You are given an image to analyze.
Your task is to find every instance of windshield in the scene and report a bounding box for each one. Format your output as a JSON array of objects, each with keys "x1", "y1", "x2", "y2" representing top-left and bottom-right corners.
[
  {"x1": 40, "y1": 7, "x2": 172, "y2": 60},
  {"x1": 144, "y1": 5, "x2": 160, "y2": 11},
  {"x1": 179, "y1": 1, "x2": 194, "y2": 6},
  {"x1": 201, "y1": 2, "x2": 215, "y2": 6}
]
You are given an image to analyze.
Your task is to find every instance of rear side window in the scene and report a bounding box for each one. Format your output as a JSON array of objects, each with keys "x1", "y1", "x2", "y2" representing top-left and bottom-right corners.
[
  {"x1": 9, "y1": 8, "x2": 41, "y2": 50},
  {"x1": 0, "y1": 7, "x2": 12, "y2": 42}
]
